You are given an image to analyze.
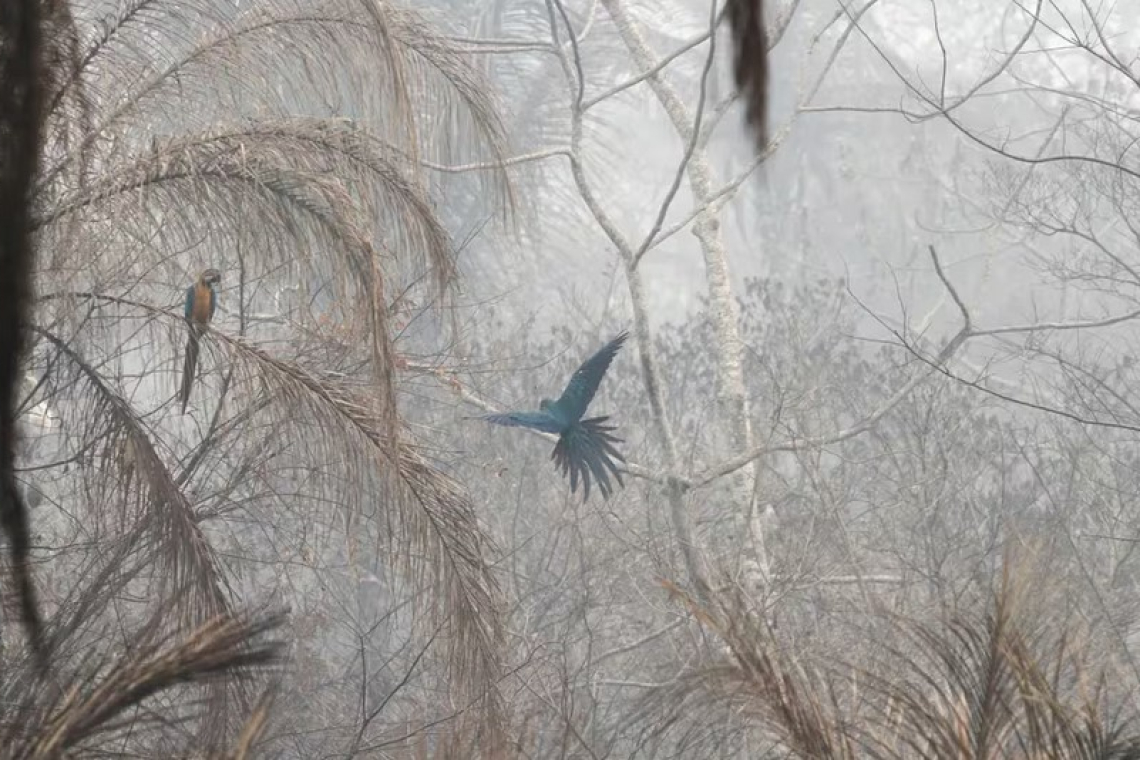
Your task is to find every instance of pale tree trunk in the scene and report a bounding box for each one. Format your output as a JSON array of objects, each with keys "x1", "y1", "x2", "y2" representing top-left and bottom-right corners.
[
  {"x1": 539, "y1": 0, "x2": 713, "y2": 598},
  {"x1": 599, "y1": 0, "x2": 770, "y2": 588}
]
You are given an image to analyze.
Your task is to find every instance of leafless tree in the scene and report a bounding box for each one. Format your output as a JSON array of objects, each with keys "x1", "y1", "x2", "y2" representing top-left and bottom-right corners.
[{"x1": 393, "y1": 1, "x2": 1140, "y2": 756}]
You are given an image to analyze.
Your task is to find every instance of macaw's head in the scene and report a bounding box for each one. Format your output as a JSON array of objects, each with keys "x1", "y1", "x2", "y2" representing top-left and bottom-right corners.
[
  {"x1": 200, "y1": 268, "x2": 222, "y2": 286},
  {"x1": 539, "y1": 398, "x2": 554, "y2": 413}
]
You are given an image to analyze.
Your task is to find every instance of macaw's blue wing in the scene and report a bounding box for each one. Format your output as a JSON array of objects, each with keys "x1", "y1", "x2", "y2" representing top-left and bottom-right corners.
[
  {"x1": 207, "y1": 283, "x2": 217, "y2": 320},
  {"x1": 552, "y1": 331, "x2": 628, "y2": 422},
  {"x1": 483, "y1": 410, "x2": 565, "y2": 435},
  {"x1": 552, "y1": 416, "x2": 626, "y2": 501},
  {"x1": 184, "y1": 285, "x2": 195, "y2": 320}
]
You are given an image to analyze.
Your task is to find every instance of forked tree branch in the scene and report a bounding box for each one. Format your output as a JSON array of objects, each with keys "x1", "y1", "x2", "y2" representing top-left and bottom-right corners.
[
  {"x1": 599, "y1": 0, "x2": 771, "y2": 587},
  {"x1": 544, "y1": 0, "x2": 707, "y2": 596}
]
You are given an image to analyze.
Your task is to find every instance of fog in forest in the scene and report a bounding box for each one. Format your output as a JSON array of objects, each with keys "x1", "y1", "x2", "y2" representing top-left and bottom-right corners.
[{"x1": 6, "y1": 0, "x2": 1140, "y2": 756}]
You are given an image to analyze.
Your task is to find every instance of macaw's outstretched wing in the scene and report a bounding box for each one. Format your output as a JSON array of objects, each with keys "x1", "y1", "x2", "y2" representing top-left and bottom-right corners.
[
  {"x1": 552, "y1": 331, "x2": 628, "y2": 423},
  {"x1": 483, "y1": 411, "x2": 564, "y2": 435},
  {"x1": 552, "y1": 416, "x2": 626, "y2": 501}
]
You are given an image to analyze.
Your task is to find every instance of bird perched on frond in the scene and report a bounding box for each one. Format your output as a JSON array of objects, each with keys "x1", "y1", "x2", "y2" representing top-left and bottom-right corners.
[
  {"x1": 180, "y1": 268, "x2": 221, "y2": 414},
  {"x1": 482, "y1": 331, "x2": 629, "y2": 501}
]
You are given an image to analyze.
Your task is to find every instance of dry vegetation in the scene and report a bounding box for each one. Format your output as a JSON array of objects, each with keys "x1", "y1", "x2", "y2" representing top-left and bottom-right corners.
[{"x1": 5, "y1": 0, "x2": 1140, "y2": 758}]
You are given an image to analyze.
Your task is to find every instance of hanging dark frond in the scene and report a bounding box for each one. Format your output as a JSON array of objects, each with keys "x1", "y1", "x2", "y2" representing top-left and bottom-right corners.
[
  {"x1": 0, "y1": 0, "x2": 48, "y2": 673},
  {"x1": 726, "y1": 0, "x2": 769, "y2": 150}
]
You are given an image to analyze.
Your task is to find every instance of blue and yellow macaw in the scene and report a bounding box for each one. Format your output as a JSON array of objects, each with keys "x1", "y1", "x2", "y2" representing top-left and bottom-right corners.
[
  {"x1": 179, "y1": 268, "x2": 221, "y2": 414},
  {"x1": 483, "y1": 331, "x2": 628, "y2": 500}
]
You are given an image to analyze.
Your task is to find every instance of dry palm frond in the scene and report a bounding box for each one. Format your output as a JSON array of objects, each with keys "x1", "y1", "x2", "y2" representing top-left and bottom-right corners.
[
  {"x1": 38, "y1": 525, "x2": 149, "y2": 663},
  {"x1": 35, "y1": 117, "x2": 474, "y2": 437},
  {"x1": 30, "y1": 0, "x2": 515, "y2": 451},
  {"x1": 37, "y1": 0, "x2": 513, "y2": 210},
  {"x1": 33, "y1": 326, "x2": 232, "y2": 626},
  {"x1": 33, "y1": 293, "x2": 505, "y2": 717},
  {"x1": 1, "y1": 606, "x2": 285, "y2": 758},
  {"x1": 38, "y1": 0, "x2": 90, "y2": 193},
  {"x1": 867, "y1": 594, "x2": 1026, "y2": 757},
  {"x1": 37, "y1": 119, "x2": 405, "y2": 431},
  {"x1": 38, "y1": 119, "x2": 456, "y2": 296},
  {"x1": 863, "y1": 562, "x2": 1140, "y2": 759},
  {"x1": 644, "y1": 559, "x2": 1140, "y2": 759},
  {"x1": 207, "y1": 330, "x2": 504, "y2": 708},
  {"x1": 642, "y1": 581, "x2": 856, "y2": 759},
  {"x1": 1003, "y1": 631, "x2": 1140, "y2": 759},
  {"x1": 212, "y1": 687, "x2": 276, "y2": 760},
  {"x1": 14, "y1": 0, "x2": 516, "y2": 747}
]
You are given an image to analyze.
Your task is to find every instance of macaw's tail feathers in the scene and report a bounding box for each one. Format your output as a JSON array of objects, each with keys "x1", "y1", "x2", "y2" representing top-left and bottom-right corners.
[
  {"x1": 552, "y1": 415, "x2": 626, "y2": 501},
  {"x1": 179, "y1": 330, "x2": 200, "y2": 415}
]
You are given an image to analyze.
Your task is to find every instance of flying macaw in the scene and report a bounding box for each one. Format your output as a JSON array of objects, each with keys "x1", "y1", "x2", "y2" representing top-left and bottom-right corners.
[
  {"x1": 483, "y1": 331, "x2": 629, "y2": 500},
  {"x1": 179, "y1": 268, "x2": 221, "y2": 414}
]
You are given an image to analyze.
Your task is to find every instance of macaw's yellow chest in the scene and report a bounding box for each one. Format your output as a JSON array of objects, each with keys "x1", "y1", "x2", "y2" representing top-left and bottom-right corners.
[{"x1": 190, "y1": 283, "x2": 214, "y2": 324}]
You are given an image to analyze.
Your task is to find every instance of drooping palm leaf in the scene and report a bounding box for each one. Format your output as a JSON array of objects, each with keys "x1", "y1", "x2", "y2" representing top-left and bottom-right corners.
[{"x1": 18, "y1": 0, "x2": 515, "y2": 746}]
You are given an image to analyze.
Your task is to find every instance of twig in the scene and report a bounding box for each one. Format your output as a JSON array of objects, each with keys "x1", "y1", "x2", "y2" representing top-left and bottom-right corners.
[
  {"x1": 631, "y1": 0, "x2": 720, "y2": 267},
  {"x1": 582, "y1": 30, "x2": 712, "y2": 110},
  {"x1": 422, "y1": 148, "x2": 570, "y2": 173},
  {"x1": 929, "y1": 245, "x2": 971, "y2": 331}
]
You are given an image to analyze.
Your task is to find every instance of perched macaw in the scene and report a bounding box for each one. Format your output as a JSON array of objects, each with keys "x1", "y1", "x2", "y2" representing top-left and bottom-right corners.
[
  {"x1": 179, "y1": 268, "x2": 221, "y2": 414},
  {"x1": 483, "y1": 331, "x2": 629, "y2": 500}
]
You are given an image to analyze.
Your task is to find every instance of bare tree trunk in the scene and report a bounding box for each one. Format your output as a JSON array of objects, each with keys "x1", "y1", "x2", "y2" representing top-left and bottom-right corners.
[
  {"x1": 624, "y1": 259, "x2": 709, "y2": 596},
  {"x1": 541, "y1": 0, "x2": 715, "y2": 598},
  {"x1": 600, "y1": 0, "x2": 770, "y2": 587}
]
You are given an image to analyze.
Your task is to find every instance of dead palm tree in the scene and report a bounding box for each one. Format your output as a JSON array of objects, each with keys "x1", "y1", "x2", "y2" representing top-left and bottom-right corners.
[{"x1": 8, "y1": 0, "x2": 514, "y2": 753}]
